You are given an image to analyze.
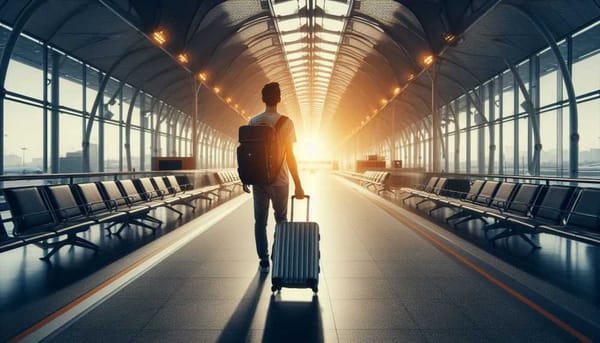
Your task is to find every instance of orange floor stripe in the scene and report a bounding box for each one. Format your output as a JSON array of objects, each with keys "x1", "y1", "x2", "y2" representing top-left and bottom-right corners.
[{"x1": 364, "y1": 192, "x2": 592, "y2": 343}]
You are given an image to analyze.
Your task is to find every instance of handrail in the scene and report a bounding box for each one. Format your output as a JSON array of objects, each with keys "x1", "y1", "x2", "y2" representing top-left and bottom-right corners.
[
  {"x1": 428, "y1": 172, "x2": 600, "y2": 186},
  {"x1": 378, "y1": 169, "x2": 600, "y2": 186},
  {"x1": 0, "y1": 169, "x2": 226, "y2": 183}
]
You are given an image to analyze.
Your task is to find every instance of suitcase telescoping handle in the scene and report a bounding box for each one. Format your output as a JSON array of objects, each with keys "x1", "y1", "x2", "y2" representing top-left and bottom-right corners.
[{"x1": 290, "y1": 195, "x2": 310, "y2": 221}]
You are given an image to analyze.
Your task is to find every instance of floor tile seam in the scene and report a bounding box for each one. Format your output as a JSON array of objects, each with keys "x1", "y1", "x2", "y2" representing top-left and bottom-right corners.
[{"x1": 319, "y1": 263, "x2": 341, "y2": 343}]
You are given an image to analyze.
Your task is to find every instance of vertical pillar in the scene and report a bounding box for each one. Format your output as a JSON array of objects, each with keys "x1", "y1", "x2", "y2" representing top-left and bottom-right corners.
[
  {"x1": 431, "y1": 67, "x2": 441, "y2": 172},
  {"x1": 119, "y1": 88, "x2": 123, "y2": 171},
  {"x1": 488, "y1": 80, "x2": 496, "y2": 174},
  {"x1": 514, "y1": 75, "x2": 520, "y2": 175},
  {"x1": 567, "y1": 36, "x2": 578, "y2": 178},
  {"x1": 50, "y1": 50, "x2": 60, "y2": 173},
  {"x1": 466, "y1": 97, "x2": 471, "y2": 173},
  {"x1": 42, "y1": 44, "x2": 48, "y2": 173},
  {"x1": 139, "y1": 93, "x2": 145, "y2": 171},
  {"x1": 98, "y1": 72, "x2": 104, "y2": 172},
  {"x1": 454, "y1": 101, "x2": 460, "y2": 173},
  {"x1": 444, "y1": 107, "x2": 449, "y2": 173},
  {"x1": 192, "y1": 81, "x2": 199, "y2": 168},
  {"x1": 81, "y1": 64, "x2": 86, "y2": 172},
  {"x1": 498, "y1": 74, "x2": 504, "y2": 174},
  {"x1": 557, "y1": 65, "x2": 564, "y2": 176},
  {"x1": 477, "y1": 88, "x2": 485, "y2": 174}
]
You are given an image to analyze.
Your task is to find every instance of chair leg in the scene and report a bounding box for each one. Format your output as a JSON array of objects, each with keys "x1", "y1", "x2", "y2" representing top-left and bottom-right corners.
[
  {"x1": 428, "y1": 204, "x2": 448, "y2": 215},
  {"x1": 39, "y1": 233, "x2": 99, "y2": 261},
  {"x1": 182, "y1": 202, "x2": 196, "y2": 212},
  {"x1": 165, "y1": 205, "x2": 183, "y2": 217},
  {"x1": 452, "y1": 215, "x2": 476, "y2": 226},
  {"x1": 129, "y1": 220, "x2": 158, "y2": 233},
  {"x1": 483, "y1": 221, "x2": 505, "y2": 232},
  {"x1": 490, "y1": 228, "x2": 515, "y2": 241},
  {"x1": 518, "y1": 233, "x2": 541, "y2": 249},
  {"x1": 446, "y1": 210, "x2": 469, "y2": 223},
  {"x1": 143, "y1": 214, "x2": 163, "y2": 225}
]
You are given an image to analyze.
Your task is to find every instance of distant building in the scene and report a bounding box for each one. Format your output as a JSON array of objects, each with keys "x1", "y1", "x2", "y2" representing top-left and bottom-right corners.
[
  {"x1": 59, "y1": 144, "x2": 98, "y2": 173},
  {"x1": 3, "y1": 154, "x2": 22, "y2": 167}
]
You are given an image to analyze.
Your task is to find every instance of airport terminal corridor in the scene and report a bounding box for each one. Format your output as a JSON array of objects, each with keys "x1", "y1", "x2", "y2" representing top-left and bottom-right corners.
[
  {"x1": 44, "y1": 172, "x2": 579, "y2": 342},
  {"x1": 0, "y1": 0, "x2": 599, "y2": 342}
]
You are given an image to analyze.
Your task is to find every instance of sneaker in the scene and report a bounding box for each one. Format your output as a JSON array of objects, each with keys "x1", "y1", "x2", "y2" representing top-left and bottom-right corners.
[{"x1": 259, "y1": 259, "x2": 270, "y2": 273}]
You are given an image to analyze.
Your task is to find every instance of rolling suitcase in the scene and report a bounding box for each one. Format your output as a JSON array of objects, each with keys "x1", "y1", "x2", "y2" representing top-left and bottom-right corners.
[{"x1": 271, "y1": 195, "x2": 320, "y2": 294}]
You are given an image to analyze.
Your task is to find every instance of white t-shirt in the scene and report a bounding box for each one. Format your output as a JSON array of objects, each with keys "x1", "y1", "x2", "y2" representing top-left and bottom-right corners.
[{"x1": 248, "y1": 111, "x2": 296, "y2": 186}]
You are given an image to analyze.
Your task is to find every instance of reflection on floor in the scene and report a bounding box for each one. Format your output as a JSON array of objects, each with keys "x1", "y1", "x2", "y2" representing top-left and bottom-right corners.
[
  {"x1": 41, "y1": 171, "x2": 593, "y2": 342},
  {"x1": 394, "y1": 190, "x2": 600, "y2": 306},
  {"x1": 0, "y1": 189, "x2": 242, "y2": 341}
]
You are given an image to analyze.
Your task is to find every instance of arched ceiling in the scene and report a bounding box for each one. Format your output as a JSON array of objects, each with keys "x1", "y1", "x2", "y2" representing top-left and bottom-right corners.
[{"x1": 1, "y1": 0, "x2": 599, "y2": 144}]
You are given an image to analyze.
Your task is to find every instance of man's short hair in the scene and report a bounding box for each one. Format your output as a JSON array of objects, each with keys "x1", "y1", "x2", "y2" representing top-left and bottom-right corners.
[{"x1": 262, "y1": 82, "x2": 281, "y2": 106}]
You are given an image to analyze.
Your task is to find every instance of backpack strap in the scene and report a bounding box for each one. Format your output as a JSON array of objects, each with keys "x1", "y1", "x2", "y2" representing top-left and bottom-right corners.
[{"x1": 274, "y1": 115, "x2": 288, "y2": 132}]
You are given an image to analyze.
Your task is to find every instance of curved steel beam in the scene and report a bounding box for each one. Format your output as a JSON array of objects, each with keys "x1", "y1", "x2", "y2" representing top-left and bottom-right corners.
[{"x1": 501, "y1": 3, "x2": 579, "y2": 178}]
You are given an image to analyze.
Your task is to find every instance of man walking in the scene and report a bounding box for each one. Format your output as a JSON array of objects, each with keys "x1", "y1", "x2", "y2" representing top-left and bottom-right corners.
[{"x1": 248, "y1": 82, "x2": 304, "y2": 273}]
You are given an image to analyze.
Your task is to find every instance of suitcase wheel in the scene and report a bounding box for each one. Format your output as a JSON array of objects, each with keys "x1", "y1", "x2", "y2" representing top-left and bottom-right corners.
[
  {"x1": 312, "y1": 287, "x2": 318, "y2": 293},
  {"x1": 271, "y1": 285, "x2": 280, "y2": 293}
]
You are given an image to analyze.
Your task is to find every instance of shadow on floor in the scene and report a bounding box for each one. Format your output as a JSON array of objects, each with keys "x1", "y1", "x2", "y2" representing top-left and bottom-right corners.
[
  {"x1": 216, "y1": 271, "x2": 268, "y2": 343},
  {"x1": 260, "y1": 293, "x2": 324, "y2": 343}
]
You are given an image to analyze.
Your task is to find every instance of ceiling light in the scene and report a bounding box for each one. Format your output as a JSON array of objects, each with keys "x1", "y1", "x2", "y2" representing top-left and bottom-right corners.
[
  {"x1": 177, "y1": 53, "x2": 190, "y2": 64},
  {"x1": 393, "y1": 87, "x2": 401, "y2": 95},
  {"x1": 443, "y1": 33, "x2": 456, "y2": 44},
  {"x1": 197, "y1": 72, "x2": 208, "y2": 81},
  {"x1": 225, "y1": 97, "x2": 232, "y2": 104},
  {"x1": 408, "y1": 73, "x2": 415, "y2": 81},
  {"x1": 381, "y1": 99, "x2": 388, "y2": 105},
  {"x1": 423, "y1": 54, "x2": 434, "y2": 67},
  {"x1": 366, "y1": 115, "x2": 371, "y2": 120},
  {"x1": 152, "y1": 30, "x2": 167, "y2": 45},
  {"x1": 213, "y1": 87, "x2": 221, "y2": 94},
  {"x1": 234, "y1": 104, "x2": 239, "y2": 109}
]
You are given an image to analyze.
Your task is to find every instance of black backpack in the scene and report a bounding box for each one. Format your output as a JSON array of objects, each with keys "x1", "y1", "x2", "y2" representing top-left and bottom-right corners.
[{"x1": 237, "y1": 116, "x2": 288, "y2": 185}]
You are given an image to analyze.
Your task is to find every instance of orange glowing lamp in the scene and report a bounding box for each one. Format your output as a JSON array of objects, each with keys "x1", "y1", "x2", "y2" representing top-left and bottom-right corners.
[
  {"x1": 423, "y1": 54, "x2": 434, "y2": 67},
  {"x1": 152, "y1": 30, "x2": 167, "y2": 45},
  {"x1": 177, "y1": 53, "x2": 190, "y2": 64}
]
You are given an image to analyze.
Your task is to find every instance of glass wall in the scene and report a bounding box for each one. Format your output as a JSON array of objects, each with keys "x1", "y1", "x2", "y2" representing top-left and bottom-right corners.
[
  {"x1": 1, "y1": 24, "x2": 236, "y2": 175},
  {"x1": 388, "y1": 20, "x2": 600, "y2": 178}
]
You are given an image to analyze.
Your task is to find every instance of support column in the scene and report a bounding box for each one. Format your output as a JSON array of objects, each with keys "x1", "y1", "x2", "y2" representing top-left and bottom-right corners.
[
  {"x1": 431, "y1": 67, "x2": 441, "y2": 172},
  {"x1": 43, "y1": 44, "x2": 49, "y2": 173},
  {"x1": 139, "y1": 93, "x2": 145, "y2": 171},
  {"x1": 50, "y1": 51, "x2": 60, "y2": 173},
  {"x1": 118, "y1": 88, "x2": 123, "y2": 171},
  {"x1": 98, "y1": 72, "x2": 104, "y2": 172},
  {"x1": 192, "y1": 80, "x2": 199, "y2": 167},
  {"x1": 498, "y1": 74, "x2": 504, "y2": 174},
  {"x1": 488, "y1": 80, "x2": 496, "y2": 174},
  {"x1": 466, "y1": 97, "x2": 472, "y2": 173}
]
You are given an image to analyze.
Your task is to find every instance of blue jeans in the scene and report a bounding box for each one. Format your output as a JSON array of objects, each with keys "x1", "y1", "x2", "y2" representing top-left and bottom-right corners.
[{"x1": 253, "y1": 184, "x2": 289, "y2": 260}]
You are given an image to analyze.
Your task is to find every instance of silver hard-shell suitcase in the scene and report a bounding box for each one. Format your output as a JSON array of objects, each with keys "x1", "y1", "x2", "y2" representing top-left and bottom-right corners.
[{"x1": 271, "y1": 195, "x2": 320, "y2": 293}]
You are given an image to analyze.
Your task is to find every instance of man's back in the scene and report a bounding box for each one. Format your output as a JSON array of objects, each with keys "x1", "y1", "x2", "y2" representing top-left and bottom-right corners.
[{"x1": 248, "y1": 111, "x2": 296, "y2": 187}]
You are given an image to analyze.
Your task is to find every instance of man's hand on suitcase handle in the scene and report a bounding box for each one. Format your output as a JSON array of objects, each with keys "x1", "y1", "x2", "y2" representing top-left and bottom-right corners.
[
  {"x1": 294, "y1": 186, "x2": 305, "y2": 199},
  {"x1": 243, "y1": 184, "x2": 251, "y2": 193}
]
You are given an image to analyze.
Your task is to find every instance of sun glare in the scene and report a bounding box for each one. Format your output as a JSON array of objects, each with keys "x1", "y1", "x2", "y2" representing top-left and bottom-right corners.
[{"x1": 296, "y1": 138, "x2": 330, "y2": 162}]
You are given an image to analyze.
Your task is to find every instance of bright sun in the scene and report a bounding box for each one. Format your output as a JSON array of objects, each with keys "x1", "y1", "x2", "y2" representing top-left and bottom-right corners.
[{"x1": 295, "y1": 138, "x2": 330, "y2": 161}]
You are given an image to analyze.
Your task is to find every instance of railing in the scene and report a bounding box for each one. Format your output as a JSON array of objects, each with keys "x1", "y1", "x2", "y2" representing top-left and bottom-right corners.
[{"x1": 348, "y1": 168, "x2": 600, "y2": 188}]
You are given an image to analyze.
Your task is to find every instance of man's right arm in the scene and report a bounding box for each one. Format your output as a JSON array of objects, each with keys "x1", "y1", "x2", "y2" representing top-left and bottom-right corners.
[{"x1": 286, "y1": 143, "x2": 304, "y2": 199}]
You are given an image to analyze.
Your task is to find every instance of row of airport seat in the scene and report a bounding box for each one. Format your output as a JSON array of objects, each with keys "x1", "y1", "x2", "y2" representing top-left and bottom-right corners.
[
  {"x1": 337, "y1": 170, "x2": 393, "y2": 195},
  {"x1": 0, "y1": 171, "x2": 242, "y2": 260},
  {"x1": 401, "y1": 177, "x2": 600, "y2": 248}
]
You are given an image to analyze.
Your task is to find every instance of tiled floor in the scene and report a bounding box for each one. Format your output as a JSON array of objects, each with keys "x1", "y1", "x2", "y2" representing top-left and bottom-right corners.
[
  {"x1": 0, "y1": 189, "x2": 241, "y2": 341},
  {"x1": 47, "y1": 172, "x2": 584, "y2": 342}
]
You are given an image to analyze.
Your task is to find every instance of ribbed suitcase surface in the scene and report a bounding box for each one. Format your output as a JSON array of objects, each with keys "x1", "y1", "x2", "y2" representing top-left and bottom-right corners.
[{"x1": 271, "y1": 221, "x2": 320, "y2": 293}]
